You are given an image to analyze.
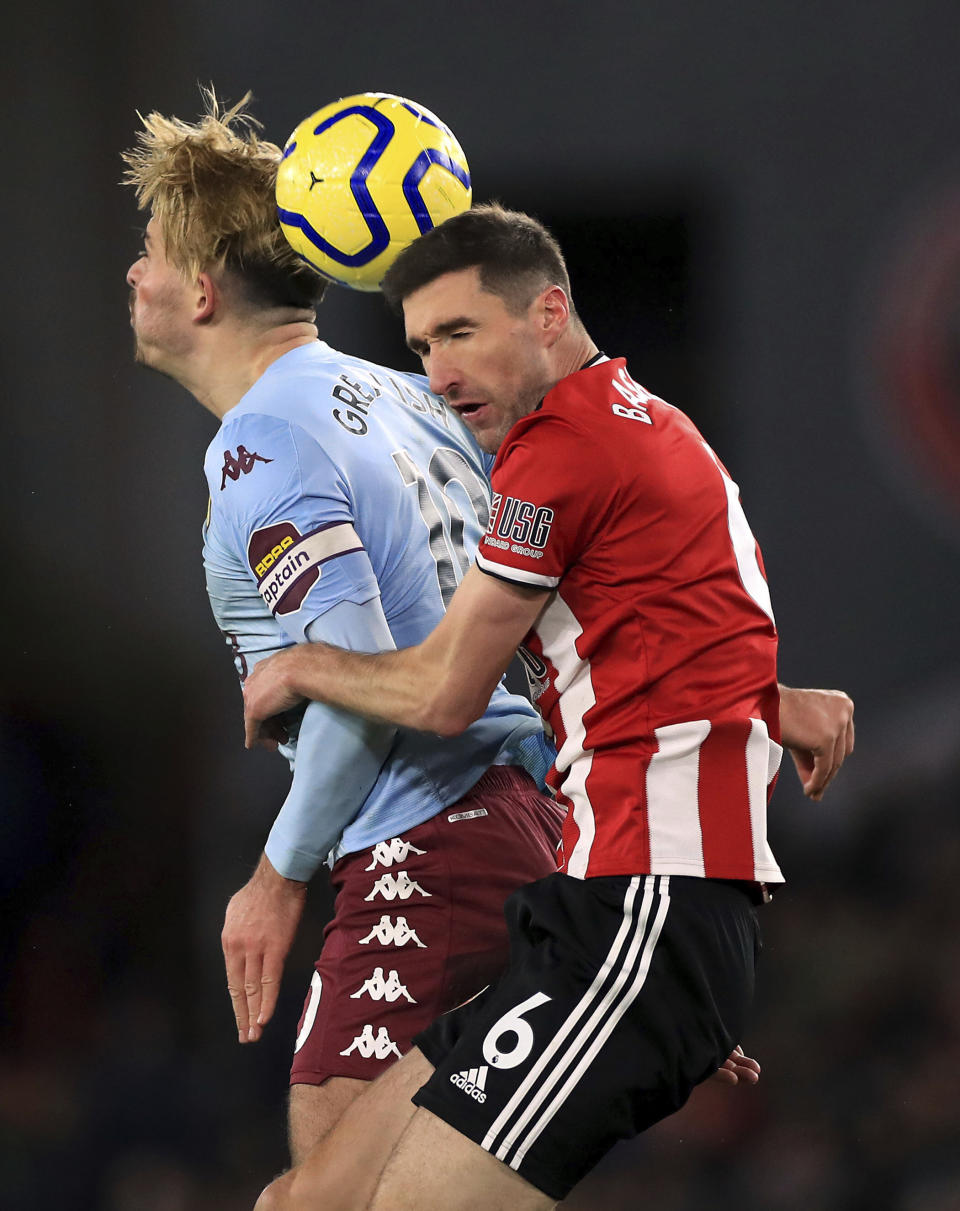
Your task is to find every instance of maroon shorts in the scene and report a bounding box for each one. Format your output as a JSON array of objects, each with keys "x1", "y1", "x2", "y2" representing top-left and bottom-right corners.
[{"x1": 289, "y1": 767, "x2": 565, "y2": 1086}]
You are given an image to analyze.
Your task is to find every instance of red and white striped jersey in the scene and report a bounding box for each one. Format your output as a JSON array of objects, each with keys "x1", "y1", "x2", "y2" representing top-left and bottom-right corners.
[{"x1": 477, "y1": 357, "x2": 784, "y2": 883}]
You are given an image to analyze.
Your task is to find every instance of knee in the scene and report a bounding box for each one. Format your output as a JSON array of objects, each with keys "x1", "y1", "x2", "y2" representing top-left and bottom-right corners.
[
  {"x1": 253, "y1": 1171, "x2": 295, "y2": 1211},
  {"x1": 255, "y1": 1166, "x2": 349, "y2": 1211}
]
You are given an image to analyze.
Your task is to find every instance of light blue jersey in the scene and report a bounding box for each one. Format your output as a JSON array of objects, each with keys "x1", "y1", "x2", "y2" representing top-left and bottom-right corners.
[{"x1": 203, "y1": 341, "x2": 550, "y2": 880}]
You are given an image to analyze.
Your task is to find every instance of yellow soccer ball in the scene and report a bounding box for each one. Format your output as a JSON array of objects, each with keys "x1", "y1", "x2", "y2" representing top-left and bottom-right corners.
[{"x1": 276, "y1": 92, "x2": 472, "y2": 292}]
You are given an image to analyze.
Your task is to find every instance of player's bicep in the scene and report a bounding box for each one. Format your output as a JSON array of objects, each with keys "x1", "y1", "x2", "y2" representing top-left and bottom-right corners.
[
  {"x1": 304, "y1": 596, "x2": 396, "y2": 654},
  {"x1": 248, "y1": 519, "x2": 381, "y2": 645}
]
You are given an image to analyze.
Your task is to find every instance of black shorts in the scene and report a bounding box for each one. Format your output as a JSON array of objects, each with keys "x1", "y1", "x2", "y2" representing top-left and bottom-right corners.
[{"x1": 412, "y1": 872, "x2": 761, "y2": 1200}]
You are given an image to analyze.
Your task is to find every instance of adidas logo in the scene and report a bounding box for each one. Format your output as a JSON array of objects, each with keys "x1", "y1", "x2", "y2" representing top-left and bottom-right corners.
[{"x1": 449, "y1": 1065, "x2": 488, "y2": 1104}]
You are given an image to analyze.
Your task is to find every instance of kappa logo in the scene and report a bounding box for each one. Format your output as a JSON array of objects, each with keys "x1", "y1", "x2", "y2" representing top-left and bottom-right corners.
[
  {"x1": 349, "y1": 966, "x2": 416, "y2": 1003},
  {"x1": 365, "y1": 838, "x2": 428, "y2": 871},
  {"x1": 339, "y1": 1024, "x2": 403, "y2": 1061},
  {"x1": 364, "y1": 871, "x2": 432, "y2": 902},
  {"x1": 450, "y1": 1066, "x2": 489, "y2": 1104},
  {"x1": 358, "y1": 915, "x2": 427, "y2": 948},
  {"x1": 220, "y1": 445, "x2": 273, "y2": 490}
]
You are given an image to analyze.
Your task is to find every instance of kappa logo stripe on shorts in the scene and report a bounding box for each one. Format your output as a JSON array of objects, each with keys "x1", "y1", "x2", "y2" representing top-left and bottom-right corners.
[
  {"x1": 482, "y1": 874, "x2": 671, "y2": 1170},
  {"x1": 290, "y1": 768, "x2": 564, "y2": 1087}
]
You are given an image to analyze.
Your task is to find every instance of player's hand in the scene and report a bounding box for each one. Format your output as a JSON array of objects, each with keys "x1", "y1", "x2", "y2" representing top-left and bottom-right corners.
[
  {"x1": 221, "y1": 853, "x2": 307, "y2": 1043},
  {"x1": 778, "y1": 685, "x2": 855, "y2": 801},
  {"x1": 252, "y1": 715, "x2": 291, "y2": 753},
  {"x1": 243, "y1": 648, "x2": 308, "y2": 750},
  {"x1": 711, "y1": 1045, "x2": 761, "y2": 1086}
]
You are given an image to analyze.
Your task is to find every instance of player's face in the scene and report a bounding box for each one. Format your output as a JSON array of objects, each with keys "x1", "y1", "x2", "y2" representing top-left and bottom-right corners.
[
  {"x1": 126, "y1": 218, "x2": 195, "y2": 376},
  {"x1": 403, "y1": 267, "x2": 555, "y2": 452}
]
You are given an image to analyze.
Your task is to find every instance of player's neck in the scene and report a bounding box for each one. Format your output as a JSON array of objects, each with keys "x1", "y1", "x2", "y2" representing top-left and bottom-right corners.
[
  {"x1": 189, "y1": 321, "x2": 319, "y2": 419},
  {"x1": 551, "y1": 326, "x2": 599, "y2": 387}
]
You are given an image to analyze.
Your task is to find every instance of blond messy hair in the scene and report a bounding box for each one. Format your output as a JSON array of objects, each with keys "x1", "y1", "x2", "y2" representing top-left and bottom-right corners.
[{"x1": 122, "y1": 88, "x2": 324, "y2": 308}]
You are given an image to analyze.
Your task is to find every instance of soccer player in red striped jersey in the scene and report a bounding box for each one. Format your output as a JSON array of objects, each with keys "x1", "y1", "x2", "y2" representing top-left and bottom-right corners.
[
  {"x1": 474, "y1": 361, "x2": 783, "y2": 885},
  {"x1": 246, "y1": 206, "x2": 854, "y2": 1211}
]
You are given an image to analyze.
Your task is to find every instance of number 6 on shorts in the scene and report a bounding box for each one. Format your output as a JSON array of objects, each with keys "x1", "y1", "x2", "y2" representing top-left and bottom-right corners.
[{"x1": 482, "y1": 992, "x2": 551, "y2": 1070}]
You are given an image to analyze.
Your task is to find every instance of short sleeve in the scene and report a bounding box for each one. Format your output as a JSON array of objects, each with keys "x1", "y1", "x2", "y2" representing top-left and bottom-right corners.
[
  {"x1": 476, "y1": 413, "x2": 609, "y2": 589},
  {"x1": 207, "y1": 412, "x2": 381, "y2": 644}
]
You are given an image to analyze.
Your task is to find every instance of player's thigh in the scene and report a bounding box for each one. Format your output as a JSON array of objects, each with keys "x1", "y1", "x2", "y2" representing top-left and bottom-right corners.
[
  {"x1": 288, "y1": 1076, "x2": 367, "y2": 1164},
  {"x1": 258, "y1": 1048, "x2": 434, "y2": 1211},
  {"x1": 410, "y1": 873, "x2": 758, "y2": 1201},
  {"x1": 370, "y1": 1106, "x2": 557, "y2": 1211}
]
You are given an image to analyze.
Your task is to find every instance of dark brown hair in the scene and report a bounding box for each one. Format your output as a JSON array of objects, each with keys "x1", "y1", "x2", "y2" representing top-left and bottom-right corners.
[{"x1": 382, "y1": 203, "x2": 574, "y2": 317}]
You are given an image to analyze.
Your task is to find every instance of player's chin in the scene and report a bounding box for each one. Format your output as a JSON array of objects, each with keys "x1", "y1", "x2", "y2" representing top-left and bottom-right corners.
[
  {"x1": 463, "y1": 414, "x2": 501, "y2": 453},
  {"x1": 130, "y1": 328, "x2": 148, "y2": 360}
]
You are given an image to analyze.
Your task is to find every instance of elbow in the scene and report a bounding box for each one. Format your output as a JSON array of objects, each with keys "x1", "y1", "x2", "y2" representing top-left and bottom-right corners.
[
  {"x1": 415, "y1": 687, "x2": 487, "y2": 738},
  {"x1": 428, "y1": 712, "x2": 476, "y2": 739}
]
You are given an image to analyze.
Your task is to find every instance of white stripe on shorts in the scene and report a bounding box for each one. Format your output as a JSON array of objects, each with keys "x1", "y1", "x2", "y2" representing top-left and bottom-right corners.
[{"x1": 481, "y1": 874, "x2": 671, "y2": 1170}]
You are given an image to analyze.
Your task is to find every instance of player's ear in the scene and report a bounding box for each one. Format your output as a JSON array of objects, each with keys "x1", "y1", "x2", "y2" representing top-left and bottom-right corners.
[
  {"x1": 194, "y1": 271, "x2": 218, "y2": 322},
  {"x1": 539, "y1": 285, "x2": 570, "y2": 346}
]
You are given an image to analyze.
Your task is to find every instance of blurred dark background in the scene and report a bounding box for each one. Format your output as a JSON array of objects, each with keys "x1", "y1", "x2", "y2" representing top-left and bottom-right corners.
[{"x1": 4, "y1": 2, "x2": 960, "y2": 1207}]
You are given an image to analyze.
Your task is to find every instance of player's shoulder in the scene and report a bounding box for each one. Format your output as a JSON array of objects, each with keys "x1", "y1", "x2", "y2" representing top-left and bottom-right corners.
[
  {"x1": 204, "y1": 405, "x2": 299, "y2": 492},
  {"x1": 525, "y1": 357, "x2": 694, "y2": 443},
  {"x1": 207, "y1": 343, "x2": 386, "y2": 472},
  {"x1": 228, "y1": 341, "x2": 366, "y2": 430},
  {"x1": 499, "y1": 364, "x2": 609, "y2": 457},
  {"x1": 549, "y1": 357, "x2": 658, "y2": 419},
  {"x1": 231, "y1": 340, "x2": 460, "y2": 443},
  {"x1": 203, "y1": 352, "x2": 333, "y2": 517},
  {"x1": 495, "y1": 357, "x2": 698, "y2": 492}
]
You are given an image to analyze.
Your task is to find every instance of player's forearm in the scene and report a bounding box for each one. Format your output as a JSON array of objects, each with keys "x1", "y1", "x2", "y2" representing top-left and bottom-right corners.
[
  {"x1": 266, "y1": 698, "x2": 396, "y2": 879},
  {"x1": 280, "y1": 639, "x2": 489, "y2": 736},
  {"x1": 244, "y1": 568, "x2": 545, "y2": 743}
]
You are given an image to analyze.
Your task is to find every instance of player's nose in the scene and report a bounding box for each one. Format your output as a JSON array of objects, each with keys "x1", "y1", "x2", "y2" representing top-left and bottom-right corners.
[
  {"x1": 126, "y1": 259, "x2": 142, "y2": 288},
  {"x1": 426, "y1": 349, "x2": 461, "y2": 398}
]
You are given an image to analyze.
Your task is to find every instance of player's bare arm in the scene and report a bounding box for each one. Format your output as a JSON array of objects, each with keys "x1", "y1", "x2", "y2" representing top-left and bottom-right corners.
[
  {"x1": 246, "y1": 651, "x2": 856, "y2": 805},
  {"x1": 777, "y1": 685, "x2": 855, "y2": 800},
  {"x1": 222, "y1": 852, "x2": 307, "y2": 1044},
  {"x1": 245, "y1": 620, "x2": 856, "y2": 804},
  {"x1": 243, "y1": 565, "x2": 550, "y2": 746}
]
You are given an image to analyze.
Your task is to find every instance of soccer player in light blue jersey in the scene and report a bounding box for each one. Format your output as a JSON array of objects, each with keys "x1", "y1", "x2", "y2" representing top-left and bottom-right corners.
[{"x1": 122, "y1": 93, "x2": 563, "y2": 1163}]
